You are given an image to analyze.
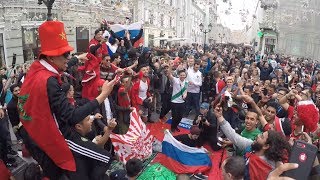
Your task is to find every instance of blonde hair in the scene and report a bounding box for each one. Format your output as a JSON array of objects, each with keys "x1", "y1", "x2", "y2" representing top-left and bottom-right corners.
[{"x1": 226, "y1": 76, "x2": 234, "y2": 82}]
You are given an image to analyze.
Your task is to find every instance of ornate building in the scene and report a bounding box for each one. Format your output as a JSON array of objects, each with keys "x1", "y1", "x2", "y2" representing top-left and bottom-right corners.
[
  {"x1": 248, "y1": 0, "x2": 320, "y2": 59},
  {"x1": 0, "y1": 0, "x2": 131, "y2": 66},
  {"x1": 132, "y1": 0, "x2": 208, "y2": 46}
]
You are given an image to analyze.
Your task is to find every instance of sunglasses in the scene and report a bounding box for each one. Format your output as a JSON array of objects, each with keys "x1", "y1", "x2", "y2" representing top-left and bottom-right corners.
[{"x1": 63, "y1": 52, "x2": 71, "y2": 59}]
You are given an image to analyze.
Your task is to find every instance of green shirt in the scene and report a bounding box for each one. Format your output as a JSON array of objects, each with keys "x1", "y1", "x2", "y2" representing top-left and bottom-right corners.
[
  {"x1": 236, "y1": 128, "x2": 262, "y2": 156},
  {"x1": 241, "y1": 128, "x2": 262, "y2": 141}
]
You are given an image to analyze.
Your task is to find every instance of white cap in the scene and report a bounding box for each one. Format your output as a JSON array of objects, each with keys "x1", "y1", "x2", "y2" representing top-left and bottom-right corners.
[{"x1": 297, "y1": 82, "x2": 304, "y2": 88}]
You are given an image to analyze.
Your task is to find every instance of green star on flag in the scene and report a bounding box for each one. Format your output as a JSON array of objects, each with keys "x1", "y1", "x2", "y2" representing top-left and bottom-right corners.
[{"x1": 18, "y1": 94, "x2": 32, "y2": 121}]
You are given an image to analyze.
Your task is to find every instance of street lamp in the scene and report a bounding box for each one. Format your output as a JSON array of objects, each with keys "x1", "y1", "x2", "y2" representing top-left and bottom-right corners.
[
  {"x1": 199, "y1": 23, "x2": 212, "y2": 54},
  {"x1": 38, "y1": 0, "x2": 56, "y2": 21},
  {"x1": 218, "y1": 33, "x2": 226, "y2": 45}
]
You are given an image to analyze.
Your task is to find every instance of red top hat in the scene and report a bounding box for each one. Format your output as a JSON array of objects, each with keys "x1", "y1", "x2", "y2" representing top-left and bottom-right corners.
[{"x1": 39, "y1": 21, "x2": 74, "y2": 57}]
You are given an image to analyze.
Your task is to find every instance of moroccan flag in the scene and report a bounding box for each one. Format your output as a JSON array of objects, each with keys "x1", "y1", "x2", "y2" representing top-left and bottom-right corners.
[
  {"x1": 110, "y1": 108, "x2": 153, "y2": 164},
  {"x1": 160, "y1": 130, "x2": 212, "y2": 174},
  {"x1": 18, "y1": 60, "x2": 76, "y2": 171},
  {"x1": 246, "y1": 152, "x2": 273, "y2": 179}
]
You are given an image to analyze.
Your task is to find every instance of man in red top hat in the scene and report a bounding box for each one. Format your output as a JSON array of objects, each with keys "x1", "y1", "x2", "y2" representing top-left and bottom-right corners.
[{"x1": 18, "y1": 20, "x2": 116, "y2": 179}]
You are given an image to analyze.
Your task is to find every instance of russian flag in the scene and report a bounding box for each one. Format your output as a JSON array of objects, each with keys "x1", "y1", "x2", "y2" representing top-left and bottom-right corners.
[
  {"x1": 110, "y1": 22, "x2": 143, "y2": 48},
  {"x1": 110, "y1": 22, "x2": 142, "y2": 38},
  {"x1": 161, "y1": 130, "x2": 212, "y2": 174}
]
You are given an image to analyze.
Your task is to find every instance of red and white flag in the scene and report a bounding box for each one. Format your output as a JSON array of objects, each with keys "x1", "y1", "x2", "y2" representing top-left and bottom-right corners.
[{"x1": 110, "y1": 108, "x2": 154, "y2": 164}]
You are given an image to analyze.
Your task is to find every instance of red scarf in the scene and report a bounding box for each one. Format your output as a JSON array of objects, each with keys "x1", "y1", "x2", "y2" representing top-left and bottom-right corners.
[{"x1": 18, "y1": 60, "x2": 76, "y2": 171}]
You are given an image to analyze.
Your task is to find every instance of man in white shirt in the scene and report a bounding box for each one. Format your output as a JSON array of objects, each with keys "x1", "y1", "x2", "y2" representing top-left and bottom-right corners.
[
  {"x1": 168, "y1": 64, "x2": 188, "y2": 132},
  {"x1": 186, "y1": 61, "x2": 202, "y2": 115},
  {"x1": 131, "y1": 65, "x2": 152, "y2": 123}
]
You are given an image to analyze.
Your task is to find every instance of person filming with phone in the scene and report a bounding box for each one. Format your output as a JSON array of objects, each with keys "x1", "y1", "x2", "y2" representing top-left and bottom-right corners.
[
  {"x1": 214, "y1": 104, "x2": 291, "y2": 179},
  {"x1": 193, "y1": 102, "x2": 220, "y2": 151}
]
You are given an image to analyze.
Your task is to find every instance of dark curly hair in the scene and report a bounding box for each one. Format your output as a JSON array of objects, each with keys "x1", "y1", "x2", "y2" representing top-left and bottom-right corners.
[{"x1": 265, "y1": 130, "x2": 291, "y2": 162}]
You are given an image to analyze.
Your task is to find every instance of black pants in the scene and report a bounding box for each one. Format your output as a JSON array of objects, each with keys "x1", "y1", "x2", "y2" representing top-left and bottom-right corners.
[
  {"x1": 0, "y1": 116, "x2": 12, "y2": 147},
  {"x1": 19, "y1": 127, "x2": 65, "y2": 179},
  {"x1": 171, "y1": 102, "x2": 185, "y2": 129},
  {"x1": 160, "y1": 93, "x2": 172, "y2": 119},
  {"x1": 0, "y1": 120, "x2": 8, "y2": 162},
  {"x1": 185, "y1": 92, "x2": 200, "y2": 115}
]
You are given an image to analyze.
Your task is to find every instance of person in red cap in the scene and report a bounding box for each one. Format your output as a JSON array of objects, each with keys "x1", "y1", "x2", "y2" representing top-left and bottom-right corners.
[{"x1": 18, "y1": 20, "x2": 116, "y2": 179}]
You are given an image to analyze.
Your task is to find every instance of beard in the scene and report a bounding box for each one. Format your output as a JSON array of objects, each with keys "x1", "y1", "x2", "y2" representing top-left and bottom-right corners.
[{"x1": 251, "y1": 141, "x2": 263, "y2": 152}]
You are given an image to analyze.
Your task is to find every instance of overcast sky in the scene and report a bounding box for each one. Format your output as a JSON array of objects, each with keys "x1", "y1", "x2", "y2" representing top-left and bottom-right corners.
[{"x1": 216, "y1": 0, "x2": 258, "y2": 31}]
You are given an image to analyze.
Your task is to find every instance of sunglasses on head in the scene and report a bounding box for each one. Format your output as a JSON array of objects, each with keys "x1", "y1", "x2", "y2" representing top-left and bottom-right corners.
[{"x1": 63, "y1": 52, "x2": 70, "y2": 59}]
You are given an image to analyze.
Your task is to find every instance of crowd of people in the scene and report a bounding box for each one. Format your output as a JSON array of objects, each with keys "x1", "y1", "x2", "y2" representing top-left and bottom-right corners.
[{"x1": 1, "y1": 18, "x2": 320, "y2": 180}]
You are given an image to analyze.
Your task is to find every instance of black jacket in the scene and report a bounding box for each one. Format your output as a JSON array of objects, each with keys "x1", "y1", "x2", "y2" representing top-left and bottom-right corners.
[
  {"x1": 47, "y1": 77, "x2": 99, "y2": 138},
  {"x1": 7, "y1": 97, "x2": 20, "y2": 126},
  {"x1": 193, "y1": 109, "x2": 218, "y2": 136}
]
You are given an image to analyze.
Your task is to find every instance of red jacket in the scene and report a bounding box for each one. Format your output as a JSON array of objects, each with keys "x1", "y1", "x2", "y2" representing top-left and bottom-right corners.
[
  {"x1": 80, "y1": 53, "x2": 102, "y2": 100},
  {"x1": 130, "y1": 77, "x2": 151, "y2": 111},
  {"x1": 216, "y1": 79, "x2": 226, "y2": 94},
  {"x1": 88, "y1": 38, "x2": 108, "y2": 60}
]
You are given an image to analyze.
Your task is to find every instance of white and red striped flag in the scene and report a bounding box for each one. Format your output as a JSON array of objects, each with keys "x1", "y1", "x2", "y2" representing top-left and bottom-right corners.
[{"x1": 110, "y1": 108, "x2": 154, "y2": 164}]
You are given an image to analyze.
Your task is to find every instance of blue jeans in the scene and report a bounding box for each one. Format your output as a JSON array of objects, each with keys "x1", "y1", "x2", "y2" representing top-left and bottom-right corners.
[{"x1": 186, "y1": 92, "x2": 200, "y2": 115}]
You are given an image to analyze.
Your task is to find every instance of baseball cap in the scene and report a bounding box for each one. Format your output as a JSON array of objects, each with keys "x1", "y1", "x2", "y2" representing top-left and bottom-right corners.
[{"x1": 200, "y1": 102, "x2": 209, "y2": 109}]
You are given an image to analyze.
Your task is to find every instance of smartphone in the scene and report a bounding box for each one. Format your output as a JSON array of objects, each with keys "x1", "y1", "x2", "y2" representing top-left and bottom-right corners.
[
  {"x1": 283, "y1": 140, "x2": 318, "y2": 180},
  {"x1": 217, "y1": 137, "x2": 223, "y2": 147}
]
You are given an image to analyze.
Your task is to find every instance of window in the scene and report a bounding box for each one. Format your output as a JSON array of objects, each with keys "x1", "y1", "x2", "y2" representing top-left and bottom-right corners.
[
  {"x1": 22, "y1": 27, "x2": 40, "y2": 62},
  {"x1": 160, "y1": 14, "x2": 164, "y2": 27},
  {"x1": 150, "y1": 14, "x2": 154, "y2": 24},
  {"x1": 76, "y1": 27, "x2": 89, "y2": 53}
]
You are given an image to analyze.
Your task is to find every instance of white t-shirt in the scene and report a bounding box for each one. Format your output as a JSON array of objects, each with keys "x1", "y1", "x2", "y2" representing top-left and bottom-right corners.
[
  {"x1": 186, "y1": 68, "x2": 202, "y2": 93},
  {"x1": 138, "y1": 80, "x2": 148, "y2": 101},
  {"x1": 171, "y1": 77, "x2": 188, "y2": 103}
]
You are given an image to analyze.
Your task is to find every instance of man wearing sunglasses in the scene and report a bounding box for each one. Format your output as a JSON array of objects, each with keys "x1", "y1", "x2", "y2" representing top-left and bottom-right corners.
[{"x1": 18, "y1": 20, "x2": 116, "y2": 179}]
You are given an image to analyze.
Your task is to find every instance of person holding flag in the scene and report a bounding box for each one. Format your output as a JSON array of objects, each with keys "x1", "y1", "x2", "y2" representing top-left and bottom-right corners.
[{"x1": 18, "y1": 20, "x2": 116, "y2": 179}]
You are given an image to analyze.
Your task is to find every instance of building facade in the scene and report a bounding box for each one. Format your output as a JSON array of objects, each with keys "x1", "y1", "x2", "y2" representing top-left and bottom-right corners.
[
  {"x1": 131, "y1": 0, "x2": 178, "y2": 47},
  {"x1": 131, "y1": 0, "x2": 207, "y2": 47},
  {"x1": 247, "y1": 0, "x2": 320, "y2": 59},
  {"x1": 0, "y1": 0, "x2": 130, "y2": 66}
]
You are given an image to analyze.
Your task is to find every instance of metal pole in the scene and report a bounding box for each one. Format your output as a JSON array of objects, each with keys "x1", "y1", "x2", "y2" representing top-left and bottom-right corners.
[
  {"x1": 204, "y1": 31, "x2": 206, "y2": 54},
  {"x1": 38, "y1": 0, "x2": 55, "y2": 21}
]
